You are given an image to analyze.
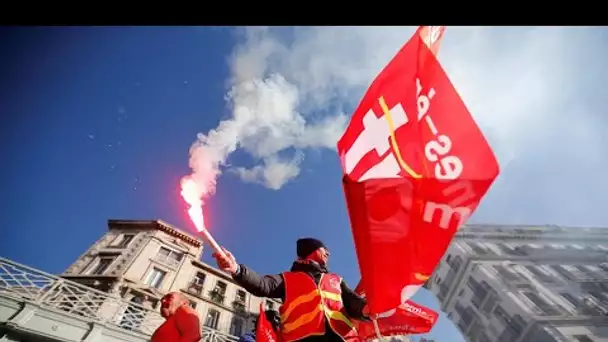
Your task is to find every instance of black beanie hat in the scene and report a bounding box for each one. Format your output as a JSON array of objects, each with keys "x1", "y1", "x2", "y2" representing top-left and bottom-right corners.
[{"x1": 296, "y1": 238, "x2": 326, "y2": 258}]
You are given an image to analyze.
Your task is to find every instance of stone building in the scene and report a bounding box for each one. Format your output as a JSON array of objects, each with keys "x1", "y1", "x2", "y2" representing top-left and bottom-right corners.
[
  {"x1": 425, "y1": 224, "x2": 608, "y2": 342},
  {"x1": 0, "y1": 219, "x2": 280, "y2": 342}
]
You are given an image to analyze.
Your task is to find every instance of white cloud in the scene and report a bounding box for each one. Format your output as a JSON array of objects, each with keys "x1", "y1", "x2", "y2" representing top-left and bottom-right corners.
[{"x1": 185, "y1": 26, "x2": 608, "y2": 225}]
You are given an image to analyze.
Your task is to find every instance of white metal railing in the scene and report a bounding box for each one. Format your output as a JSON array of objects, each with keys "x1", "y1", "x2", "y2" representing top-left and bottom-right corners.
[{"x1": 0, "y1": 257, "x2": 238, "y2": 341}]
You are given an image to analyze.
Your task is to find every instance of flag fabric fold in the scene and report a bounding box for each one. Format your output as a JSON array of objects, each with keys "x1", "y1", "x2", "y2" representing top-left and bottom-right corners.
[{"x1": 353, "y1": 281, "x2": 438, "y2": 340}]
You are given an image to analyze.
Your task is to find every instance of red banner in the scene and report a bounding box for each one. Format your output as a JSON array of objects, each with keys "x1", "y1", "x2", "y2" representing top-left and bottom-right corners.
[
  {"x1": 353, "y1": 282, "x2": 438, "y2": 340},
  {"x1": 338, "y1": 26, "x2": 499, "y2": 314}
]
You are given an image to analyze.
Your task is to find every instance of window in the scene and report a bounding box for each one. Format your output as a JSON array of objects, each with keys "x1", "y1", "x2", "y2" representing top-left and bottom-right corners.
[
  {"x1": 589, "y1": 290, "x2": 608, "y2": 303},
  {"x1": 144, "y1": 268, "x2": 166, "y2": 289},
  {"x1": 116, "y1": 234, "x2": 134, "y2": 248},
  {"x1": 447, "y1": 255, "x2": 462, "y2": 272},
  {"x1": 526, "y1": 266, "x2": 558, "y2": 283},
  {"x1": 494, "y1": 305, "x2": 510, "y2": 326},
  {"x1": 481, "y1": 291, "x2": 498, "y2": 314},
  {"x1": 156, "y1": 247, "x2": 183, "y2": 266},
  {"x1": 89, "y1": 256, "x2": 115, "y2": 275},
  {"x1": 467, "y1": 277, "x2": 489, "y2": 308},
  {"x1": 230, "y1": 317, "x2": 244, "y2": 336},
  {"x1": 204, "y1": 309, "x2": 220, "y2": 329},
  {"x1": 561, "y1": 292, "x2": 581, "y2": 308},
  {"x1": 456, "y1": 307, "x2": 474, "y2": 331},
  {"x1": 561, "y1": 265, "x2": 588, "y2": 279},
  {"x1": 470, "y1": 243, "x2": 489, "y2": 255},
  {"x1": 507, "y1": 315, "x2": 526, "y2": 335},
  {"x1": 233, "y1": 290, "x2": 247, "y2": 311},
  {"x1": 210, "y1": 281, "x2": 227, "y2": 304},
  {"x1": 468, "y1": 320, "x2": 485, "y2": 342},
  {"x1": 188, "y1": 272, "x2": 206, "y2": 296},
  {"x1": 573, "y1": 265, "x2": 597, "y2": 279},
  {"x1": 236, "y1": 290, "x2": 246, "y2": 303},
  {"x1": 522, "y1": 292, "x2": 560, "y2": 316},
  {"x1": 496, "y1": 314, "x2": 526, "y2": 341},
  {"x1": 498, "y1": 244, "x2": 527, "y2": 256},
  {"x1": 438, "y1": 282, "x2": 450, "y2": 301},
  {"x1": 552, "y1": 265, "x2": 576, "y2": 281},
  {"x1": 187, "y1": 271, "x2": 206, "y2": 296},
  {"x1": 214, "y1": 281, "x2": 227, "y2": 295},
  {"x1": 193, "y1": 272, "x2": 206, "y2": 285},
  {"x1": 494, "y1": 265, "x2": 524, "y2": 283}
]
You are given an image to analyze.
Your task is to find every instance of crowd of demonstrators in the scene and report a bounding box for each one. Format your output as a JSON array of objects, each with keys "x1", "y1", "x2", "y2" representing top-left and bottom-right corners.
[{"x1": 150, "y1": 237, "x2": 369, "y2": 342}]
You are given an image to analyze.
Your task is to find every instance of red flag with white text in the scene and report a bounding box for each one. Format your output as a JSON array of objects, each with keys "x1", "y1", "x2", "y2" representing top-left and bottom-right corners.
[
  {"x1": 338, "y1": 26, "x2": 499, "y2": 315},
  {"x1": 353, "y1": 281, "x2": 438, "y2": 340}
]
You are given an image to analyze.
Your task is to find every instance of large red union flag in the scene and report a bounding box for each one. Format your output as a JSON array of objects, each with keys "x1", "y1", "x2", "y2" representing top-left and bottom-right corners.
[{"x1": 338, "y1": 26, "x2": 499, "y2": 315}]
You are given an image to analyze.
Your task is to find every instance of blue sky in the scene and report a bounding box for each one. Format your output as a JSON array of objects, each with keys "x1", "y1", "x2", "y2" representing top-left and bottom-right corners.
[{"x1": 2, "y1": 26, "x2": 608, "y2": 342}]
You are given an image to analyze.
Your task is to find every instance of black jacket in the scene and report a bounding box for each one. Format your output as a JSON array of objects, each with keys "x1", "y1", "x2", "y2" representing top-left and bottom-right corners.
[{"x1": 232, "y1": 260, "x2": 367, "y2": 342}]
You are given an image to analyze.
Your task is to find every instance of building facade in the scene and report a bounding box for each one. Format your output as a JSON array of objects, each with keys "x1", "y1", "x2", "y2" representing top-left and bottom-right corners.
[
  {"x1": 425, "y1": 224, "x2": 608, "y2": 342},
  {"x1": 0, "y1": 219, "x2": 280, "y2": 342}
]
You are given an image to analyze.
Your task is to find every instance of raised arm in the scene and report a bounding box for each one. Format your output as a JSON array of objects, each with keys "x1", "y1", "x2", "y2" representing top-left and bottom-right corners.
[
  {"x1": 340, "y1": 279, "x2": 368, "y2": 320},
  {"x1": 213, "y1": 246, "x2": 285, "y2": 300},
  {"x1": 232, "y1": 264, "x2": 285, "y2": 300}
]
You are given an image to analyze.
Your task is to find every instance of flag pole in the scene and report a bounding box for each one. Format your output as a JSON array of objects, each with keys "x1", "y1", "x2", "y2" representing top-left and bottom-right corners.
[{"x1": 371, "y1": 317, "x2": 386, "y2": 342}]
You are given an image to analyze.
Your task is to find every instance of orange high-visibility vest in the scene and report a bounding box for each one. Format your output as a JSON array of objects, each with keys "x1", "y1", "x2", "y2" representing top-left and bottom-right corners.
[{"x1": 279, "y1": 272, "x2": 357, "y2": 342}]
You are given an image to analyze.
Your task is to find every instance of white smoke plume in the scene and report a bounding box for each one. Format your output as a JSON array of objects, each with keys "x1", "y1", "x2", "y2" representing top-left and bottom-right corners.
[{"x1": 187, "y1": 26, "x2": 608, "y2": 226}]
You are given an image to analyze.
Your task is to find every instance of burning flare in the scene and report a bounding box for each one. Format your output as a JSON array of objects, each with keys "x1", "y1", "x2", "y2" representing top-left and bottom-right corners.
[
  {"x1": 180, "y1": 176, "x2": 225, "y2": 257},
  {"x1": 180, "y1": 177, "x2": 206, "y2": 232}
]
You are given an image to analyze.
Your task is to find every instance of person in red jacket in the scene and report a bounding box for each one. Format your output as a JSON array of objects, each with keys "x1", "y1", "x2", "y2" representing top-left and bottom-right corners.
[
  {"x1": 151, "y1": 292, "x2": 201, "y2": 342},
  {"x1": 213, "y1": 237, "x2": 369, "y2": 342}
]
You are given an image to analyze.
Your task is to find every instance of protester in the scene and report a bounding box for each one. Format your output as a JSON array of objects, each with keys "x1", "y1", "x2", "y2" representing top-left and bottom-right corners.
[
  {"x1": 151, "y1": 292, "x2": 201, "y2": 342},
  {"x1": 214, "y1": 237, "x2": 369, "y2": 342}
]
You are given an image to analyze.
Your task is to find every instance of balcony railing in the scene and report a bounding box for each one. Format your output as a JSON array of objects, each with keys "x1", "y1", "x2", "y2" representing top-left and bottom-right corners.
[
  {"x1": 232, "y1": 300, "x2": 246, "y2": 312},
  {"x1": 153, "y1": 254, "x2": 181, "y2": 268},
  {"x1": 0, "y1": 257, "x2": 238, "y2": 342},
  {"x1": 187, "y1": 281, "x2": 204, "y2": 297},
  {"x1": 209, "y1": 289, "x2": 225, "y2": 304}
]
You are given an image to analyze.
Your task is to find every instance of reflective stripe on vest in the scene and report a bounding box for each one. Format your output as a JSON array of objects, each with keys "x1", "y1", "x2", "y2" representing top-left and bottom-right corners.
[{"x1": 279, "y1": 272, "x2": 356, "y2": 342}]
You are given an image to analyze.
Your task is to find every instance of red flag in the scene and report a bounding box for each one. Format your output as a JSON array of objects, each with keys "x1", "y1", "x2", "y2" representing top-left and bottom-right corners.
[
  {"x1": 256, "y1": 303, "x2": 279, "y2": 342},
  {"x1": 353, "y1": 281, "x2": 438, "y2": 340},
  {"x1": 338, "y1": 26, "x2": 499, "y2": 314}
]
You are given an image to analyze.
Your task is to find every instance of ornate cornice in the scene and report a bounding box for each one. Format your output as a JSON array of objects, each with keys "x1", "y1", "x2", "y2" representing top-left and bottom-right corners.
[{"x1": 107, "y1": 219, "x2": 203, "y2": 247}]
